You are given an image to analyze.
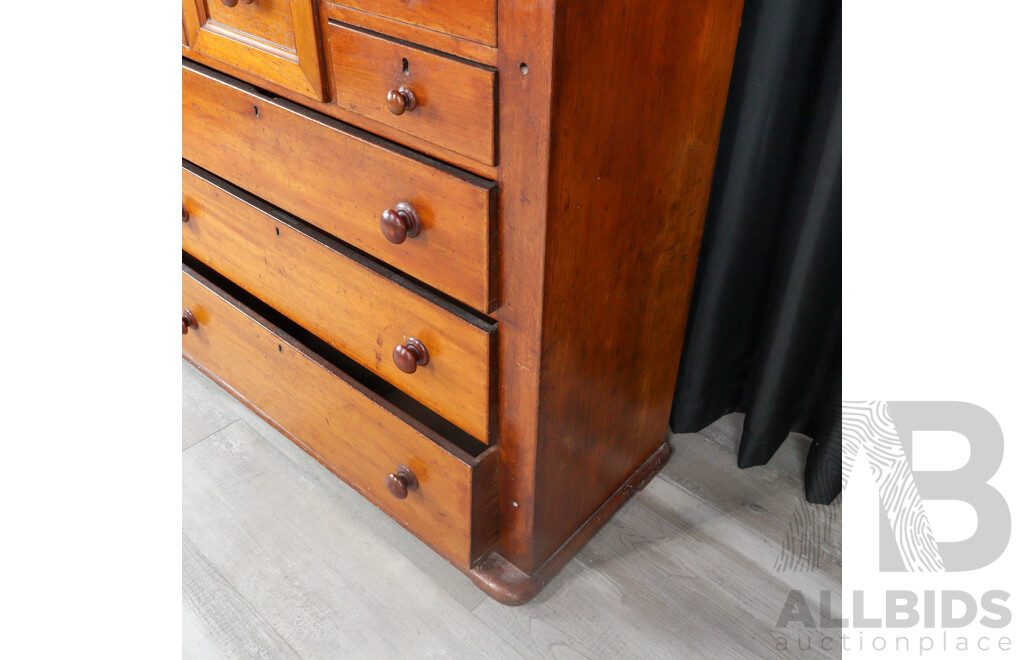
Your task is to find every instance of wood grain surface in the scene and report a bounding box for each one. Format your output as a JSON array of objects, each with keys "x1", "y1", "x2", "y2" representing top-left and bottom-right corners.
[
  {"x1": 325, "y1": 20, "x2": 497, "y2": 165},
  {"x1": 184, "y1": 361, "x2": 840, "y2": 657},
  {"x1": 320, "y1": 3, "x2": 498, "y2": 67},
  {"x1": 205, "y1": 0, "x2": 297, "y2": 51},
  {"x1": 333, "y1": 0, "x2": 497, "y2": 47},
  {"x1": 182, "y1": 0, "x2": 325, "y2": 100},
  {"x1": 182, "y1": 163, "x2": 496, "y2": 442},
  {"x1": 494, "y1": 0, "x2": 745, "y2": 573},
  {"x1": 182, "y1": 266, "x2": 498, "y2": 567},
  {"x1": 183, "y1": 60, "x2": 498, "y2": 312}
]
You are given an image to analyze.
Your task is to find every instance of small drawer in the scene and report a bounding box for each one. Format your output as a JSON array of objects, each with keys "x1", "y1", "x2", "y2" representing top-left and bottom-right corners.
[
  {"x1": 182, "y1": 0, "x2": 326, "y2": 100},
  {"x1": 182, "y1": 162, "x2": 495, "y2": 443},
  {"x1": 182, "y1": 264, "x2": 498, "y2": 568},
  {"x1": 326, "y1": 21, "x2": 497, "y2": 166},
  {"x1": 334, "y1": 0, "x2": 497, "y2": 48},
  {"x1": 183, "y1": 60, "x2": 497, "y2": 312}
]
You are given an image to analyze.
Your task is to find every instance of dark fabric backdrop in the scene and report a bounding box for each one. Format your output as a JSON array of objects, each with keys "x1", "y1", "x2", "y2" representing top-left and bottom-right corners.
[{"x1": 669, "y1": 0, "x2": 841, "y2": 504}]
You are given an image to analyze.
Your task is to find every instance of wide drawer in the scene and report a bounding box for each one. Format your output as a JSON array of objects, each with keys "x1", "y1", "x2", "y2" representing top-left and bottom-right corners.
[
  {"x1": 182, "y1": 0, "x2": 326, "y2": 100},
  {"x1": 183, "y1": 60, "x2": 498, "y2": 313},
  {"x1": 333, "y1": 0, "x2": 497, "y2": 48},
  {"x1": 325, "y1": 21, "x2": 497, "y2": 166},
  {"x1": 182, "y1": 162, "x2": 495, "y2": 443},
  {"x1": 182, "y1": 264, "x2": 498, "y2": 568}
]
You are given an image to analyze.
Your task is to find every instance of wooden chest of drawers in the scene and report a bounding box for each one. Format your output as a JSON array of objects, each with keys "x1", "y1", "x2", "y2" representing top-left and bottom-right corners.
[{"x1": 182, "y1": 0, "x2": 743, "y2": 604}]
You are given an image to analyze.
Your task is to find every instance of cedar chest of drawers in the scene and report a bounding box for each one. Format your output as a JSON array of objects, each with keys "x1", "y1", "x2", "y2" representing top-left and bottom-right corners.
[{"x1": 182, "y1": 0, "x2": 744, "y2": 604}]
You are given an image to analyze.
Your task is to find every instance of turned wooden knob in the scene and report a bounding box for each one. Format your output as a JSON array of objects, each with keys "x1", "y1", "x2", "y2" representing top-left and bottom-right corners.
[
  {"x1": 182, "y1": 204, "x2": 189, "y2": 223},
  {"x1": 386, "y1": 466, "x2": 418, "y2": 500},
  {"x1": 386, "y1": 86, "x2": 417, "y2": 115},
  {"x1": 221, "y1": 0, "x2": 254, "y2": 7},
  {"x1": 182, "y1": 309, "x2": 198, "y2": 335},
  {"x1": 393, "y1": 338, "x2": 429, "y2": 374},
  {"x1": 380, "y1": 203, "x2": 421, "y2": 244}
]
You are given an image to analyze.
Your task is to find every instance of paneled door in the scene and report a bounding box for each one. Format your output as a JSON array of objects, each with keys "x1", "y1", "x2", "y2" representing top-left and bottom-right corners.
[{"x1": 182, "y1": 0, "x2": 325, "y2": 101}]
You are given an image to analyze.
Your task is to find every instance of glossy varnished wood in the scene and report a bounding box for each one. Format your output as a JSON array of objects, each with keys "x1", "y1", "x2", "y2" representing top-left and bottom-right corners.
[
  {"x1": 469, "y1": 442, "x2": 671, "y2": 605},
  {"x1": 181, "y1": 0, "x2": 747, "y2": 604},
  {"x1": 182, "y1": 266, "x2": 498, "y2": 567},
  {"x1": 182, "y1": 60, "x2": 498, "y2": 313},
  {"x1": 208, "y1": 0, "x2": 292, "y2": 50},
  {"x1": 184, "y1": 369, "x2": 839, "y2": 655},
  {"x1": 320, "y1": 3, "x2": 498, "y2": 68},
  {"x1": 333, "y1": 0, "x2": 497, "y2": 47},
  {"x1": 182, "y1": 46, "x2": 498, "y2": 180},
  {"x1": 491, "y1": 0, "x2": 556, "y2": 575},
  {"x1": 182, "y1": 163, "x2": 495, "y2": 442},
  {"x1": 325, "y1": 20, "x2": 497, "y2": 165},
  {"x1": 182, "y1": 0, "x2": 326, "y2": 100},
  {"x1": 493, "y1": 0, "x2": 745, "y2": 575}
]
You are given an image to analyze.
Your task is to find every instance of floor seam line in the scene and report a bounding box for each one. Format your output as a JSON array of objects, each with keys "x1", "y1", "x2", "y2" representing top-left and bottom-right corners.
[
  {"x1": 183, "y1": 533, "x2": 304, "y2": 659},
  {"x1": 183, "y1": 418, "x2": 245, "y2": 454}
]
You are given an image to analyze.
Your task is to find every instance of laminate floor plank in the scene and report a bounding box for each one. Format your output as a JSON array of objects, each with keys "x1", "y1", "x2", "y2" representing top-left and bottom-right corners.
[
  {"x1": 637, "y1": 477, "x2": 841, "y2": 601},
  {"x1": 189, "y1": 363, "x2": 490, "y2": 610},
  {"x1": 182, "y1": 359, "x2": 841, "y2": 658},
  {"x1": 471, "y1": 494, "x2": 835, "y2": 659},
  {"x1": 696, "y1": 413, "x2": 814, "y2": 484},
  {"x1": 182, "y1": 361, "x2": 239, "y2": 450},
  {"x1": 183, "y1": 418, "x2": 522, "y2": 660},
  {"x1": 183, "y1": 534, "x2": 299, "y2": 659},
  {"x1": 659, "y1": 431, "x2": 842, "y2": 585}
]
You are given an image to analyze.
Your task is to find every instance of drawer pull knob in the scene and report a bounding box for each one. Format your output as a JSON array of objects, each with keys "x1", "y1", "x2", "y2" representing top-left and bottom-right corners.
[
  {"x1": 386, "y1": 86, "x2": 418, "y2": 115},
  {"x1": 220, "y1": 0, "x2": 254, "y2": 7},
  {"x1": 182, "y1": 204, "x2": 189, "y2": 223},
  {"x1": 393, "y1": 338, "x2": 429, "y2": 374},
  {"x1": 182, "y1": 309, "x2": 198, "y2": 335},
  {"x1": 380, "y1": 203, "x2": 421, "y2": 244},
  {"x1": 386, "y1": 466, "x2": 418, "y2": 500}
]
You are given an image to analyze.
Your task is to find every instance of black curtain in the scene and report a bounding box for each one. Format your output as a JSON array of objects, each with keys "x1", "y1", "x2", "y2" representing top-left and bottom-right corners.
[{"x1": 670, "y1": 0, "x2": 841, "y2": 504}]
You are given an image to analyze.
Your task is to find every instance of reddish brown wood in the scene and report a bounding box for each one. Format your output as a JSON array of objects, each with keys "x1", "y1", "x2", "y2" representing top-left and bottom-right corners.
[
  {"x1": 182, "y1": 0, "x2": 326, "y2": 100},
  {"x1": 182, "y1": 204, "x2": 190, "y2": 223},
  {"x1": 379, "y1": 203, "x2": 420, "y2": 244},
  {"x1": 385, "y1": 86, "x2": 417, "y2": 115},
  {"x1": 393, "y1": 338, "x2": 429, "y2": 374},
  {"x1": 385, "y1": 466, "x2": 419, "y2": 500},
  {"x1": 467, "y1": 441, "x2": 670, "y2": 605},
  {"x1": 182, "y1": 0, "x2": 745, "y2": 602},
  {"x1": 494, "y1": 0, "x2": 745, "y2": 574},
  {"x1": 182, "y1": 265, "x2": 498, "y2": 567},
  {"x1": 491, "y1": 0, "x2": 555, "y2": 572},
  {"x1": 320, "y1": 3, "x2": 498, "y2": 68},
  {"x1": 183, "y1": 61, "x2": 498, "y2": 313},
  {"x1": 334, "y1": 0, "x2": 497, "y2": 47},
  {"x1": 182, "y1": 309, "x2": 198, "y2": 335},
  {"x1": 183, "y1": 44, "x2": 499, "y2": 180},
  {"x1": 182, "y1": 164, "x2": 495, "y2": 443},
  {"x1": 324, "y1": 20, "x2": 498, "y2": 166}
]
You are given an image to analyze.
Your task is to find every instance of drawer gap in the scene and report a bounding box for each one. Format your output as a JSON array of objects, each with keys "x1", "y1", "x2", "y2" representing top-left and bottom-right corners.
[
  {"x1": 327, "y1": 19, "x2": 497, "y2": 72},
  {"x1": 184, "y1": 59, "x2": 497, "y2": 187},
  {"x1": 183, "y1": 253, "x2": 490, "y2": 459},
  {"x1": 182, "y1": 160, "x2": 497, "y2": 329}
]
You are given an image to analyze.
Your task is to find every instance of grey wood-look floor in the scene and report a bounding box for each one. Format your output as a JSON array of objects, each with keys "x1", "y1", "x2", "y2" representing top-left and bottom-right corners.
[{"x1": 183, "y1": 359, "x2": 842, "y2": 659}]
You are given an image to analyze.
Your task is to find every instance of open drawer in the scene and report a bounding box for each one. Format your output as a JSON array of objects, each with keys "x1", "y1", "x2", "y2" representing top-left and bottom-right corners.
[
  {"x1": 181, "y1": 263, "x2": 498, "y2": 568},
  {"x1": 182, "y1": 162, "x2": 495, "y2": 443}
]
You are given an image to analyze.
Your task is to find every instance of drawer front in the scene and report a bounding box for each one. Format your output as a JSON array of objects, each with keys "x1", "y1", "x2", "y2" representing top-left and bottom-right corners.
[
  {"x1": 182, "y1": 0, "x2": 326, "y2": 100},
  {"x1": 183, "y1": 61, "x2": 497, "y2": 313},
  {"x1": 182, "y1": 265, "x2": 498, "y2": 567},
  {"x1": 334, "y1": 0, "x2": 497, "y2": 47},
  {"x1": 326, "y1": 21, "x2": 496, "y2": 166},
  {"x1": 182, "y1": 163, "x2": 495, "y2": 443}
]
